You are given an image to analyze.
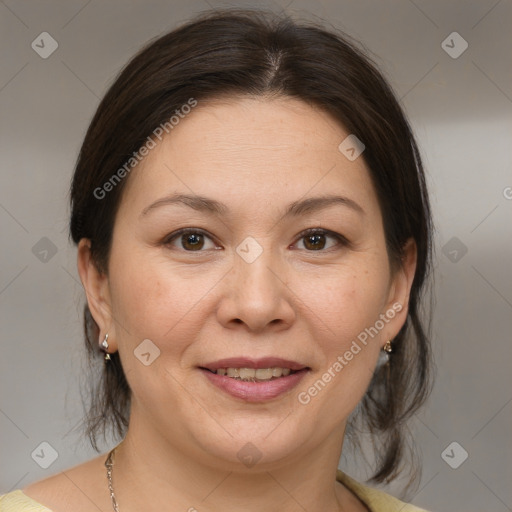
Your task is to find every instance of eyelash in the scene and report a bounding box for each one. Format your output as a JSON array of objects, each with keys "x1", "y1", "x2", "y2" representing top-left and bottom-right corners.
[{"x1": 163, "y1": 227, "x2": 349, "y2": 252}]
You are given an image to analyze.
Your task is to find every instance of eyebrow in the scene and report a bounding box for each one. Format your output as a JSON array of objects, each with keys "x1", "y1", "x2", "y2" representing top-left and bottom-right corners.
[{"x1": 140, "y1": 193, "x2": 365, "y2": 218}]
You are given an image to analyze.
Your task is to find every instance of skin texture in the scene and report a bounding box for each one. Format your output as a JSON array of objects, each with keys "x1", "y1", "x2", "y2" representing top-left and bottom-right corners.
[{"x1": 25, "y1": 96, "x2": 416, "y2": 512}]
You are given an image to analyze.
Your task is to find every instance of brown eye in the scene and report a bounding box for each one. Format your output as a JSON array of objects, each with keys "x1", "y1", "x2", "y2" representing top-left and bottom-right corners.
[
  {"x1": 164, "y1": 229, "x2": 218, "y2": 251},
  {"x1": 303, "y1": 233, "x2": 327, "y2": 250},
  {"x1": 295, "y1": 229, "x2": 347, "y2": 251},
  {"x1": 182, "y1": 232, "x2": 205, "y2": 250}
]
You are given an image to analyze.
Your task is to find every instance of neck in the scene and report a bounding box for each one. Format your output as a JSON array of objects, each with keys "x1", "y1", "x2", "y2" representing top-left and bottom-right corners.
[{"x1": 109, "y1": 411, "x2": 357, "y2": 512}]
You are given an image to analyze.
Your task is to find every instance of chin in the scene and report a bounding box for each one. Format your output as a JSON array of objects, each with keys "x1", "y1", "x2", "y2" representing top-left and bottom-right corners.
[{"x1": 189, "y1": 419, "x2": 313, "y2": 471}]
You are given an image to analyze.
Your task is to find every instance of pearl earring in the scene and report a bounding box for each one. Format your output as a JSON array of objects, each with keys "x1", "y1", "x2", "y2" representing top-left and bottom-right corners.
[{"x1": 100, "y1": 333, "x2": 111, "y2": 361}]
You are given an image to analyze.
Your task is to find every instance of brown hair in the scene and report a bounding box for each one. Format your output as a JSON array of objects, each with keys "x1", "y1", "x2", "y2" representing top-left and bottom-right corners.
[{"x1": 70, "y1": 9, "x2": 434, "y2": 487}]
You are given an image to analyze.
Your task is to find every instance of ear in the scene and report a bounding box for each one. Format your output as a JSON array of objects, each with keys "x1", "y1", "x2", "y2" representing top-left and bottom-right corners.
[
  {"x1": 382, "y1": 237, "x2": 417, "y2": 345},
  {"x1": 77, "y1": 238, "x2": 117, "y2": 352}
]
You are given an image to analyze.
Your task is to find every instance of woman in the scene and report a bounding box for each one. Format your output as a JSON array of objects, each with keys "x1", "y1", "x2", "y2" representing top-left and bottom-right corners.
[{"x1": 1, "y1": 9, "x2": 433, "y2": 512}]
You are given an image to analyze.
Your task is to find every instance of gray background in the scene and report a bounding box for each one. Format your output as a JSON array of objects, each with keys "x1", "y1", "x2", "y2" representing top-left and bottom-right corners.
[{"x1": 1, "y1": 1, "x2": 511, "y2": 511}]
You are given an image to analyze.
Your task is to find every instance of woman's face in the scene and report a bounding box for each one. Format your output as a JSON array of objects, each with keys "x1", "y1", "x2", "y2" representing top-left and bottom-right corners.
[{"x1": 82, "y1": 96, "x2": 415, "y2": 469}]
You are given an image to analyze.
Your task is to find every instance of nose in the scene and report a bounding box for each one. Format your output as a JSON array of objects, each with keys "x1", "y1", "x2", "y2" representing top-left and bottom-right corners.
[{"x1": 216, "y1": 248, "x2": 296, "y2": 333}]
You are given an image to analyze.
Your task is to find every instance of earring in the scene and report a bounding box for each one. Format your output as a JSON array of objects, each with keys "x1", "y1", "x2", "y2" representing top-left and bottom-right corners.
[
  {"x1": 100, "y1": 333, "x2": 111, "y2": 361},
  {"x1": 376, "y1": 339, "x2": 392, "y2": 370}
]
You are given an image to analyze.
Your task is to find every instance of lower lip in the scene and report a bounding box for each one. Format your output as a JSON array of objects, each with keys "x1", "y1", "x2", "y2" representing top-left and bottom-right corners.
[{"x1": 200, "y1": 368, "x2": 308, "y2": 402}]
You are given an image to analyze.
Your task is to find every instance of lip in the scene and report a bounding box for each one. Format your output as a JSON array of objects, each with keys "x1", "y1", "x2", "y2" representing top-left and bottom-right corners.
[
  {"x1": 200, "y1": 367, "x2": 309, "y2": 402},
  {"x1": 200, "y1": 357, "x2": 308, "y2": 372}
]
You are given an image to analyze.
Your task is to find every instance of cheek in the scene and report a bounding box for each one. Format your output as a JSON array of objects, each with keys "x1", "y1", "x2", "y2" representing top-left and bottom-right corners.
[
  {"x1": 108, "y1": 249, "x2": 220, "y2": 351},
  {"x1": 295, "y1": 262, "x2": 390, "y2": 351},
  {"x1": 109, "y1": 264, "x2": 172, "y2": 340},
  {"x1": 293, "y1": 265, "x2": 390, "y2": 421},
  {"x1": 107, "y1": 257, "x2": 207, "y2": 404}
]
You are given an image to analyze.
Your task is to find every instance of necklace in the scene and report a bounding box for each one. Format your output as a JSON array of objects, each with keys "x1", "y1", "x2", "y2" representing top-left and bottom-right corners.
[
  {"x1": 105, "y1": 447, "x2": 120, "y2": 512},
  {"x1": 104, "y1": 445, "x2": 349, "y2": 512}
]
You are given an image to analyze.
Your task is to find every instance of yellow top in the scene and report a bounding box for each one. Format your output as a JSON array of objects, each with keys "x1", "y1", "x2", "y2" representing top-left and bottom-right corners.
[
  {"x1": 0, "y1": 470, "x2": 429, "y2": 511},
  {"x1": 336, "y1": 471, "x2": 429, "y2": 511}
]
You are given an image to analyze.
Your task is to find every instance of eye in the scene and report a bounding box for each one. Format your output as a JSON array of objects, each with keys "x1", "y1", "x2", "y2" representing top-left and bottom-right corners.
[
  {"x1": 294, "y1": 228, "x2": 348, "y2": 251},
  {"x1": 164, "y1": 229, "x2": 220, "y2": 251}
]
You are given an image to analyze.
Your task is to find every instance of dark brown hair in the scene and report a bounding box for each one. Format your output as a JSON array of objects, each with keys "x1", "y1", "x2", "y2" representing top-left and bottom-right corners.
[{"x1": 70, "y1": 9, "x2": 434, "y2": 487}]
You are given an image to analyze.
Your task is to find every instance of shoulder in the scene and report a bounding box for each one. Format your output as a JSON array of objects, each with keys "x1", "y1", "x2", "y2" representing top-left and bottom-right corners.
[
  {"x1": 1, "y1": 454, "x2": 108, "y2": 512},
  {"x1": 336, "y1": 470, "x2": 431, "y2": 512}
]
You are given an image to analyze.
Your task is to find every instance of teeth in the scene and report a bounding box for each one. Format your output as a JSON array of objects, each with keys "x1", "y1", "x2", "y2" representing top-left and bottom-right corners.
[
  {"x1": 255, "y1": 368, "x2": 273, "y2": 380},
  {"x1": 272, "y1": 367, "x2": 282, "y2": 377},
  {"x1": 215, "y1": 367, "x2": 296, "y2": 381},
  {"x1": 239, "y1": 368, "x2": 255, "y2": 380}
]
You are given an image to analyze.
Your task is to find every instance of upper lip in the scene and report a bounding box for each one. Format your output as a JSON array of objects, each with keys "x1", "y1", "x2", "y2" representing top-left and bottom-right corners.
[{"x1": 200, "y1": 357, "x2": 309, "y2": 372}]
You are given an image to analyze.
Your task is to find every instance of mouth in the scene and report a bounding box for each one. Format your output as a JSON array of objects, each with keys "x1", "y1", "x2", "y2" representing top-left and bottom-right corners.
[
  {"x1": 199, "y1": 356, "x2": 309, "y2": 380},
  {"x1": 198, "y1": 357, "x2": 310, "y2": 402},
  {"x1": 200, "y1": 366, "x2": 301, "y2": 382}
]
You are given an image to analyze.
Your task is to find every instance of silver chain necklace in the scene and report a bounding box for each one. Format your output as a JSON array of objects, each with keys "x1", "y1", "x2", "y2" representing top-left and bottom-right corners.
[
  {"x1": 104, "y1": 445, "x2": 348, "y2": 512},
  {"x1": 105, "y1": 447, "x2": 120, "y2": 512}
]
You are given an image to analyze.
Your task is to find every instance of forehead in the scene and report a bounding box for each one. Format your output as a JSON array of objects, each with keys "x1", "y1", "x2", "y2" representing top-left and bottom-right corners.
[{"x1": 120, "y1": 96, "x2": 380, "y2": 222}]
